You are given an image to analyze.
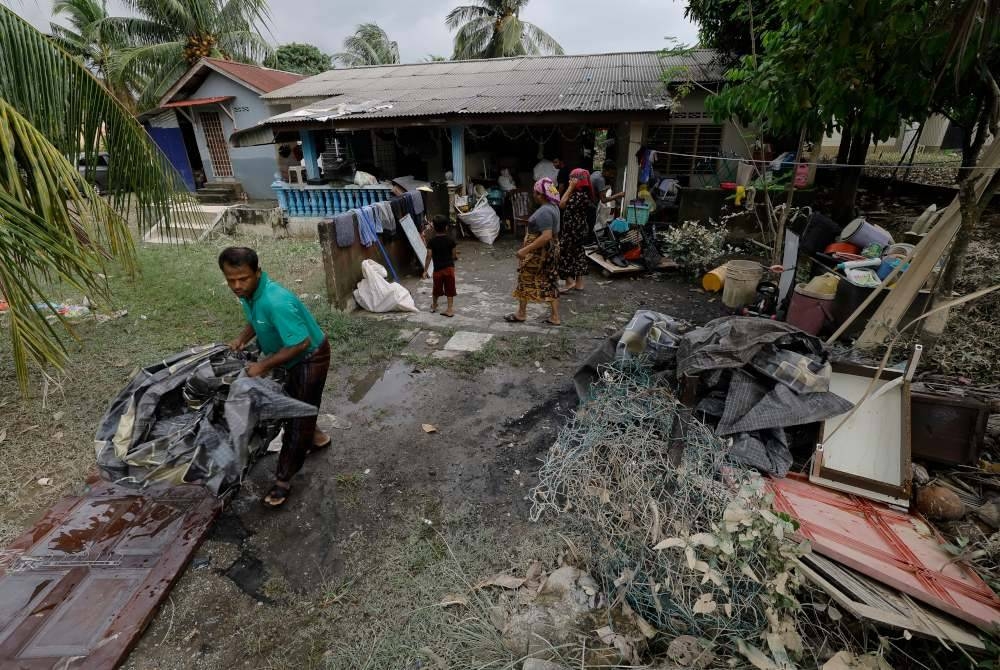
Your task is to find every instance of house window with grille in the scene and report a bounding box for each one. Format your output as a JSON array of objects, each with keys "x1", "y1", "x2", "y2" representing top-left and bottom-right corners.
[{"x1": 645, "y1": 124, "x2": 724, "y2": 176}]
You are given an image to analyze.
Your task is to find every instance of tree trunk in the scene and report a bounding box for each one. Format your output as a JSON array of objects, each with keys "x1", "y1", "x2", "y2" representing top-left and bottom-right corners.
[
  {"x1": 831, "y1": 128, "x2": 870, "y2": 223},
  {"x1": 835, "y1": 118, "x2": 854, "y2": 165}
]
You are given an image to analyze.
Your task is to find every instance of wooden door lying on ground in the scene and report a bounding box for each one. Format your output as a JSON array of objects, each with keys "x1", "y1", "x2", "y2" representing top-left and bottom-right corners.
[{"x1": 0, "y1": 482, "x2": 220, "y2": 669}]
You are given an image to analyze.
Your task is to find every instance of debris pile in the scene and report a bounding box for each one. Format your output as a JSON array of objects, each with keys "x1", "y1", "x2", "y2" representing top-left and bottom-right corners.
[{"x1": 530, "y1": 363, "x2": 840, "y2": 667}]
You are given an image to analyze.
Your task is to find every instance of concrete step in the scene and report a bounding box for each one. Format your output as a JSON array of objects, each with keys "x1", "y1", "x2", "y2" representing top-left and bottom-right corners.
[
  {"x1": 143, "y1": 204, "x2": 228, "y2": 245},
  {"x1": 195, "y1": 193, "x2": 235, "y2": 204}
]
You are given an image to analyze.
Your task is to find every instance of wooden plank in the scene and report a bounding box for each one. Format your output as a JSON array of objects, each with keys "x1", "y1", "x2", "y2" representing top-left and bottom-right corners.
[
  {"x1": 854, "y1": 138, "x2": 1000, "y2": 348},
  {"x1": 586, "y1": 250, "x2": 643, "y2": 275},
  {"x1": 400, "y1": 214, "x2": 432, "y2": 276},
  {"x1": 796, "y1": 554, "x2": 984, "y2": 650},
  {"x1": 585, "y1": 249, "x2": 676, "y2": 275}
]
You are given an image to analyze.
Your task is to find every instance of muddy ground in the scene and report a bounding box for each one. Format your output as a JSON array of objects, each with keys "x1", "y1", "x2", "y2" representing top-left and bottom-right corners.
[
  {"x1": 5, "y1": 183, "x2": 996, "y2": 668},
  {"x1": 106, "y1": 234, "x2": 727, "y2": 669}
]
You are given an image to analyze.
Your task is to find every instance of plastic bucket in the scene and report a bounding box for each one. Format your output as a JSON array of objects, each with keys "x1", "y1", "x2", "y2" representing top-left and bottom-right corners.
[
  {"x1": 722, "y1": 260, "x2": 763, "y2": 308},
  {"x1": 839, "y1": 218, "x2": 893, "y2": 249},
  {"x1": 787, "y1": 284, "x2": 835, "y2": 335},
  {"x1": 702, "y1": 263, "x2": 728, "y2": 292},
  {"x1": 626, "y1": 204, "x2": 650, "y2": 226}
]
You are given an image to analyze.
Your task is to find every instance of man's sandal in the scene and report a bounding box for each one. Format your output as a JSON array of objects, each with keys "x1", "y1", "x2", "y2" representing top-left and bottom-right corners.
[{"x1": 263, "y1": 484, "x2": 290, "y2": 508}]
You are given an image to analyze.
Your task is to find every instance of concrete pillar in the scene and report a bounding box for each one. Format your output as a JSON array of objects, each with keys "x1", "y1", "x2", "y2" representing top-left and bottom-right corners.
[
  {"x1": 300, "y1": 130, "x2": 319, "y2": 180},
  {"x1": 450, "y1": 125, "x2": 466, "y2": 188},
  {"x1": 624, "y1": 122, "x2": 645, "y2": 201},
  {"x1": 615, "y1": 123, "x2": 629, "y2": 192}
]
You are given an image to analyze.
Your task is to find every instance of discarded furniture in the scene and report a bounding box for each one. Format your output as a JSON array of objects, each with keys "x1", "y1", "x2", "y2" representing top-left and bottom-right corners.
[
  {"x1": 910, "y1": 388, "x2": 990, "y2": 466},
  {"x1": 810, "y1": 361, "x2": 913, "y2": 508},
  {"x1": 509, "y1": 189, "x2": 532, "y2": 238},
  {"x1": 852, "y1": 137, "x2": 1000, "y2": 348}
]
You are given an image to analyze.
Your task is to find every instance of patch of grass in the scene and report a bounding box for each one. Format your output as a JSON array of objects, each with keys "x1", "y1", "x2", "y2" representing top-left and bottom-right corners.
[
  {"x1": 0, "y1": 235, "x2": 395, "y2": 538},
  {"x1": 415, "y1": 334, "x2": 578, "y2": 376},
  {"x1": 316, "y1": 504, "x2": 579, "y2": 670},
  {"x1": 334, "y1": 472, "x2": 364, "y2": 508},
  {"x1": 319, "y1": 311, "x2": 404, "y2": 367}
]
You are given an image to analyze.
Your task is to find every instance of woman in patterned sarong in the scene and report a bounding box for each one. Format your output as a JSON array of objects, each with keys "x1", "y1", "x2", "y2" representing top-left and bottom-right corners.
[{"x1": 506, "y1": 178, "x2": 561, "y2": 326}]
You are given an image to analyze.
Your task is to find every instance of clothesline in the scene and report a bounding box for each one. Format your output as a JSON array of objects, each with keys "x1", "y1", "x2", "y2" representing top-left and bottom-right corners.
[{"x1": 648, "y1": 150, "x2": 977, "y2": 171}]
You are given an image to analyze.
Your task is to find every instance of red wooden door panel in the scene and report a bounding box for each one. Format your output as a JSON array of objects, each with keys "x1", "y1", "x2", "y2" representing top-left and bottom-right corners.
[
  {"x1": 0, "y1": 482, "x2": 220, "y2": 669},
  {"x1": 767, "y1": 474, "x2": 1000, "y2": 632}
]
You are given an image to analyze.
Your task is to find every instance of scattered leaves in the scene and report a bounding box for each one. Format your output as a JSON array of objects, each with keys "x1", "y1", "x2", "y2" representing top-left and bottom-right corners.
[
  {"x1": 474, "y1": 574, "x2": 525, "y2": 590},
  {"x1": 438, "y1": 594, "x2": 468, "y2": 608},
  {"x1": 693, "y1": 593, "x2": 717, "y2": 615}
]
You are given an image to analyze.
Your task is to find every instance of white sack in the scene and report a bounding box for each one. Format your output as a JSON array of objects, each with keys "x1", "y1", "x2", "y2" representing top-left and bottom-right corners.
[
  {"x1": 353, "y1": 260, "x2": 418, "y2": 313},
  {"x1": 457, "y1": 196, "x2": 501, "y2": 245}
]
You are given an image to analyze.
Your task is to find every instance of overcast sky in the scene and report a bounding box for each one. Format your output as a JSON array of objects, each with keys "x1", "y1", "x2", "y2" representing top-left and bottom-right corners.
[{"x1": 8, "y1": 0, "x2": 700, "y2": 63}]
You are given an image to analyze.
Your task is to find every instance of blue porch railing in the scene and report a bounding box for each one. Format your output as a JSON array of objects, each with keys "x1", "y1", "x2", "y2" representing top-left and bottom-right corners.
[{"x1": 273, "y1": 184, "x2": 394, "y2": 217}]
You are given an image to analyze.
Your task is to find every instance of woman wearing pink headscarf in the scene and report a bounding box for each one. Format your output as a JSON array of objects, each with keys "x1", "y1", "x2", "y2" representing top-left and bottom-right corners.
[
  {"x1": 557, "y1": 168, "x2": 595, "y2": 293},
  {"x1": 506, "y1": 177, "x2": 561, "y2": 326}
]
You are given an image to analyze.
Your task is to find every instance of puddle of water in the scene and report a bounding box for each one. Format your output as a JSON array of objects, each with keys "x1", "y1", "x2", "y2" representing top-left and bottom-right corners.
[
  {"x1": 348, "y1": 368, "x2": 384, "y2": 403},
  {"x1": 348, "y1": 361, "x2": 431, "y2": 413}
]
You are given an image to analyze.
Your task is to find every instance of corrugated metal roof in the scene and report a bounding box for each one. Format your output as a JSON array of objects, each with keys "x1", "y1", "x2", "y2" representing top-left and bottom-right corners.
[{"x1": 261, "y1": 50, "x2": 723, "y2": 121}]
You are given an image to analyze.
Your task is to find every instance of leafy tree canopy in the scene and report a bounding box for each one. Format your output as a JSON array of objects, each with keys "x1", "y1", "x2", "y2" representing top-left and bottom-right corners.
[{"x1": 265, "y1": 42, "x2": 332, "y2": 76}]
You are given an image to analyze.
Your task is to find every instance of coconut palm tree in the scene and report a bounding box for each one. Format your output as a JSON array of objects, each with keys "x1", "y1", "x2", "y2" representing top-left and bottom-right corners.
[
  {"x1": 99, "y1": 0, "x2": 272, "y2": 110},
  {"x1": 335, "y1": 23, "x2": 400, "y2": 67},
  {"x1": 446, "y1": 0, "x2": 563, "y2": 60},
  {"x1": 50, "y1": 0, "x2": 137, "y2": 109},
  {"x1": 1, "y1": 6, "x2": 190, "y2": 391}
]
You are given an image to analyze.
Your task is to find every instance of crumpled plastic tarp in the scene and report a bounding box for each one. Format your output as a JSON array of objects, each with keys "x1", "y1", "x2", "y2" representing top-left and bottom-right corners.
[
  {"x1": 573, "y1": 314, "x2": 854, "y2": 478},
  {"x1": 95, "y1": 344, "x2": 318, "y2": 495}
]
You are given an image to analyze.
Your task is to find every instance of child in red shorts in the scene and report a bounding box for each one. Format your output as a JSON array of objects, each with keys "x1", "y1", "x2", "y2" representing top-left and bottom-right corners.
[{"x1": 423, "y1": 215, "x2": 458, "y2": 317}]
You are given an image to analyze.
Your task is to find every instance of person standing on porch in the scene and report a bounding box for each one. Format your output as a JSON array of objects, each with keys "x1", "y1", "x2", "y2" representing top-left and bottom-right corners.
[
  {"x1": 506, "y1": 178, "x2": 562, "y2": 326},
  {"x1": 591, "y1": 159, "x2": 626, "y2": 226},
  {"x1": 220, "y1": 247, "x2": 331, "y2": 508},
  {"x1": 558, "y1": 169, "x2": 595, "y2": 293}
]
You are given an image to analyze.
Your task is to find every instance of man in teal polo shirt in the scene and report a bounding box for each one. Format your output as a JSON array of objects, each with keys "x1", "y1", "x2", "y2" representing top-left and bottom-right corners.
[{"x1": 220, "y1": 247, "x2": 331, "y2": 508}]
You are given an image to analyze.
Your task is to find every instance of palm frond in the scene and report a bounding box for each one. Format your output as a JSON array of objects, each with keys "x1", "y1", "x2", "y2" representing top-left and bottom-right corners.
[
  {"x1": 336, "y1": 23, "x2": 399, "y2": 66},
  {"x1": 496, "y1": 15, "x2": 525, "y2": 56},
  {"x1": 120, "y1": 0, "x2": 196, "y2": 35},
  {"x1": 521, "y1": 21, "x2": 563, "y2": 56},
  {"x1": 215, "y1": 29, "x2": 272, "y2": 63},
  {"x1": 53, "y1": 0, "x2": 107, "y2": 32},
  {"x1": 935, "y1": 0, "x2": 1000, "y2": 92},
  {"x1": 446, "y1": 3, "x2": 494, "y2": 29},
  {"x1": 452, "y1": 19, "x2": 493, "y2": 59},
  {"x1": 1, "y1": 6, "x2": 192, "y2": 390},
  {"x1": 48, "y1": 25, "x2": 97, "y2": 62},
  {"x1": 93, "y1": 16, "x2": 178, "y2": 47},
  {"x1": 217, "y1": 0, "x2": 272, "y2": 40}
]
